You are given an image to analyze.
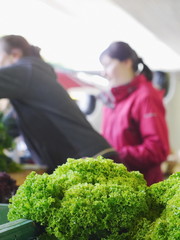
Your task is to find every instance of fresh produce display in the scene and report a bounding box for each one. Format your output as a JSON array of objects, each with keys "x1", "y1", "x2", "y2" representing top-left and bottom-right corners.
[
  {"x1": 0, "y1": 172, "x2": 18, "y2": 203},
  {"x1": 7, "y1": 157, "x2": 180, "y2": 240},
  {"x1": 129, "y1": 172, "x2": 180, "y2": 240},
  {"x1": 0, "y1": 113, "x2": 21, "y2": 172},
  {"x1": 142, "y1": 172, "x2": 180, "y2": 240},
  {"x1": 0, "y1": 154, "x2": 21, "y2": 173},
  {"x1": 0, "y1": 113, "x2": 13, "y2": 150}
]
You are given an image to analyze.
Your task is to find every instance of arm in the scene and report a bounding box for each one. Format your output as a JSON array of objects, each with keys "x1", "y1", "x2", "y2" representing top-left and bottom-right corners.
[{"x1": 119, "y1": 96, "x2": 170, "y2": 171}]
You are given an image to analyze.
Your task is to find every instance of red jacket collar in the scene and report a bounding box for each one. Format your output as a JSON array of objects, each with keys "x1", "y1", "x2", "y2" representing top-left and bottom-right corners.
[{"x1": 111, "y1": 74, "x2": 147, "y2": 103}]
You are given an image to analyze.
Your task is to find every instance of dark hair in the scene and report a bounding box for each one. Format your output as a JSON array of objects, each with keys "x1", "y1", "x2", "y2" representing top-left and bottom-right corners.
[
  {"x1": 0, "y1": 35, "x2": 41, "y2": 58},
  {"x1": 100, "y1": 42, "x2": 152, "y2": 81}
]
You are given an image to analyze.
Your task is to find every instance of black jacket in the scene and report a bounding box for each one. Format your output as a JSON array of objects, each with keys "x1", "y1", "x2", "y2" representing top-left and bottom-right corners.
[{"x1": 0, "y1": 57, "x2": 111, "y2": 170}]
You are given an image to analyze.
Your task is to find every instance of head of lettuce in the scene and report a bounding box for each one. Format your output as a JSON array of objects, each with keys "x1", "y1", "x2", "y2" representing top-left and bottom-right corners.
[{"x1": 8, "y1": 157, "x2": 180, "y2": 240}]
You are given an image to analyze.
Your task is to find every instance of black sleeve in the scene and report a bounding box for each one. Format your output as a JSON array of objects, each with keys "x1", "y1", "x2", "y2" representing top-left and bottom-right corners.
[{"x1": 0, "y1": 64, "x2": 31, "y2": 99}]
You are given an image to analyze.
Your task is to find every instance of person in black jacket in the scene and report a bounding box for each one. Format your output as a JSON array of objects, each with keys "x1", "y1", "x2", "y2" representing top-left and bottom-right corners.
[{"x1": 0, "y1": 35, "x2": 118, "y2": 172}]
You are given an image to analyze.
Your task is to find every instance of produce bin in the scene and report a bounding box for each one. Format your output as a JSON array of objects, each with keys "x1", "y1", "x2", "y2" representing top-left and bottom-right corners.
[
  {"x1": 0, "y1": 204, "x2": 9, "y2": 225},
  {"x1": 0, "y1": 204, "x2": 41, "y2": 240}
]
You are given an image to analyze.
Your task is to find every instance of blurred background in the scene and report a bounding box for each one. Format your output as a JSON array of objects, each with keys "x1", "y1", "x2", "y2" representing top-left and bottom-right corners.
[{"x1": 0, "y1": 0, "x2": 180, "y2": 182}]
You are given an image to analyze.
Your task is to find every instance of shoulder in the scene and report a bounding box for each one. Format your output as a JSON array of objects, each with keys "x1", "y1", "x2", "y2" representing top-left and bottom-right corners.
[
  {"x1": 131, "y1": 76, "x2": 165, "y2": 117},
  {"x1": 134, "y1": 77, "x2": 163, "y2": 104},
  {"x1": 25, "y1": 57, "x2": 56, "y2": 75},
  {"x1": 0, "y1": 61, "x2": 31, "y2": 79}
]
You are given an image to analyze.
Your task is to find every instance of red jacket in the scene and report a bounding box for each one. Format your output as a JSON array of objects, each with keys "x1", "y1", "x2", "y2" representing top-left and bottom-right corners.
[{"x1": 102, "y1": 75, "x2": 170, "y2": 185}]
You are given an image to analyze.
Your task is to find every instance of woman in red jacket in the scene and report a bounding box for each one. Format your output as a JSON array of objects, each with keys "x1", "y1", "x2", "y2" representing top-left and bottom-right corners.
[{"x1": 99, "y1": 41, "x2": 170, "y2": 185}]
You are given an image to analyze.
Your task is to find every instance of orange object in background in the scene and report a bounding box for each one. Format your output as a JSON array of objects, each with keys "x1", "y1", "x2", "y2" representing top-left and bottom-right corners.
[{"x1": 9, "y1": 168, "x2": 46, "y2": 186}]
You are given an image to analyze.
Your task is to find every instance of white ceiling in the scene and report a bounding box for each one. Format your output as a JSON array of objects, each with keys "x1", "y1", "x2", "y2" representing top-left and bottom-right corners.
[
  {"x1": 113, "y1": 0, "x2": 180, "y2": 56},
  {"x1": 0, "y1": 0, "x2": 179, "y2": 71}
]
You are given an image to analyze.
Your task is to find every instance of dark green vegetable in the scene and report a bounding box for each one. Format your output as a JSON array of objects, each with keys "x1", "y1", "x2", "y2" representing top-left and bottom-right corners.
[
  {"x1": 0, "y1": 154, "x2": 21, "y2": 173},
  {"x1": 0, "y1": 113, "x2": 21, "y2": 173},
  {"x1": 0, "y1": 115, "x2": 13, "y2": 151}
]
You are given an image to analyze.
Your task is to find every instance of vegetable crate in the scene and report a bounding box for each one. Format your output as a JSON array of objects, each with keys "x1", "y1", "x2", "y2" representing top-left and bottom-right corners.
[{"x1": 0, "y1": 204, "x2": 41, "y2": 240}]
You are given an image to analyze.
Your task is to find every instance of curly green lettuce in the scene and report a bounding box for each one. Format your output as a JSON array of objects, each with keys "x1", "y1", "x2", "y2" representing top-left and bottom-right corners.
[
  {"x1": 143, "y1": 172, "x2": 180, "y2": 240},
  {"x1": 8, "y1": 157, "x2": 148, "y2": 239},
  {"x1": 8, "y1": 157, "x2": 180, "y2": 239}
]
